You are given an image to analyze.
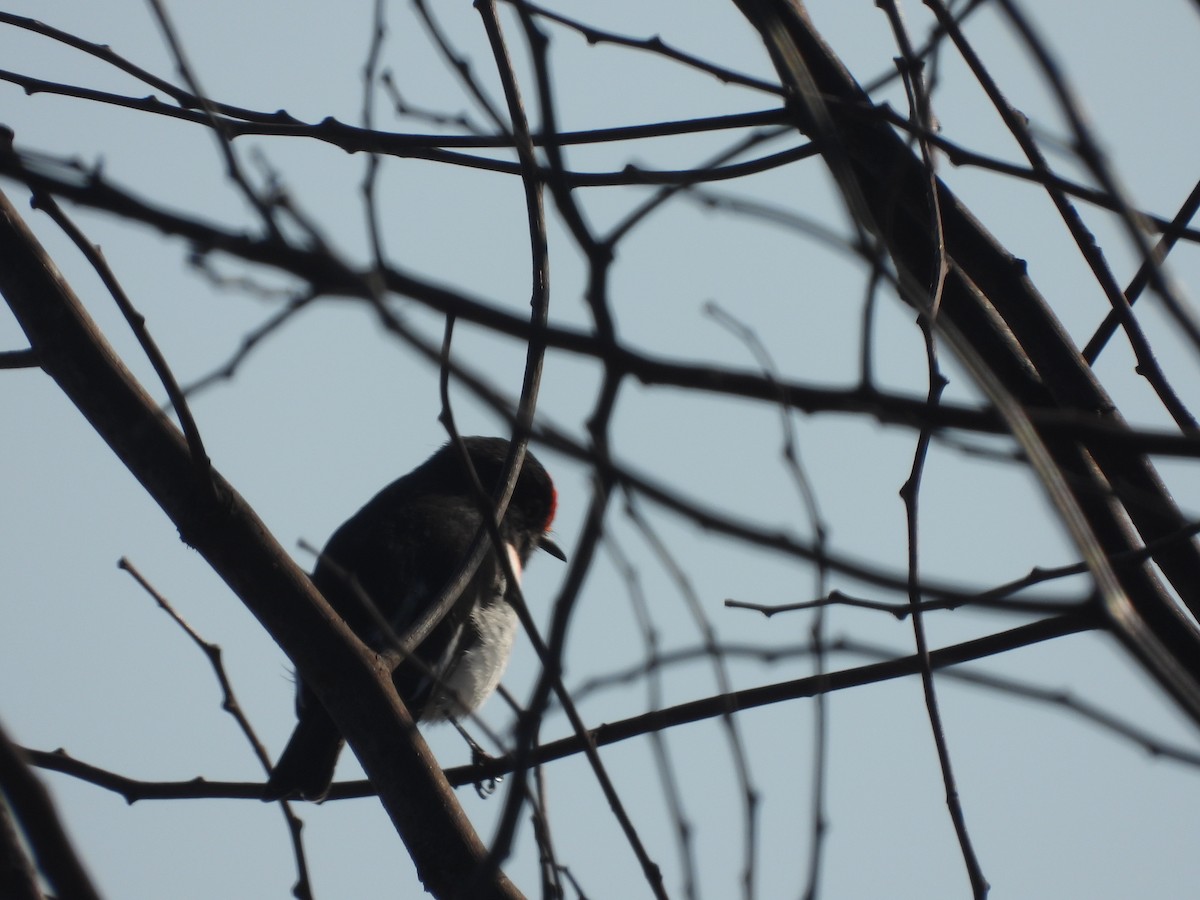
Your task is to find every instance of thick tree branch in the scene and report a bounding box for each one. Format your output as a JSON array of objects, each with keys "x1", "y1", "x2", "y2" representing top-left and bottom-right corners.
[
  {"x1": 0, "y1": 188, "x2": 519, "y2": 900},
  {"x1": 730, "y1": 0, "x2": 1200, "y2": 725}
]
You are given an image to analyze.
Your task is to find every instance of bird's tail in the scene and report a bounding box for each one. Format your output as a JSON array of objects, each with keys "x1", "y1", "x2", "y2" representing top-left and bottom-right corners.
[{"x1": 263, "y1": 701, "x2": 344, "y2": 802}]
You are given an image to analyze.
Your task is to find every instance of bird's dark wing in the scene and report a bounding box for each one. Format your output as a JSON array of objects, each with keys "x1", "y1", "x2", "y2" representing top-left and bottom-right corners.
[{"x1": 264, "y1": 496, "x2": 487, "y2": 800}]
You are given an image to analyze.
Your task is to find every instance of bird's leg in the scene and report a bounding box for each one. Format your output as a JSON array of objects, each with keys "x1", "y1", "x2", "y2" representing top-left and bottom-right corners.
[{"x1": 451, "y1": 717, "x2": 502, "y2": 797}]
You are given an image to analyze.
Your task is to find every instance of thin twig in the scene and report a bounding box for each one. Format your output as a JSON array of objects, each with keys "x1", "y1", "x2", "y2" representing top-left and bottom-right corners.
[
  {"x1": 880, "y1": 4, "x2": 987, "y2": 892},
  {"x1": 1083, "y1": 177, "x2": 1200, "y2": 363},
  {"x1": 625, "y1": 493, "x2": 761, "y2": 900},
  {"x1": 605, "y1": 533, "x2": 699, "y2": 900},
  {"x1": 116, "y1": 558, "x2": 315, "y2": 900},
  {"x1": 143, "y1": 0, "x2": 283, "y2": 241},
  {"x1": 32, "y1": 194, "x2": 214, "y2": 490}
]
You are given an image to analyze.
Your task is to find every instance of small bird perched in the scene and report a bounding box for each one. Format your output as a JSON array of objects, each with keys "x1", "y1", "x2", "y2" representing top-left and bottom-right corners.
[{"x1": 264, "y1": 436, "x2": 564, "y2": 801}]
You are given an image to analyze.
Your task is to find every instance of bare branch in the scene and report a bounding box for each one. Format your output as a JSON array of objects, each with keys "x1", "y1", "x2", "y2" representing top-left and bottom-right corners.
[{"x1": 0, "y1": 719, "x2": 101, "y2": 900}]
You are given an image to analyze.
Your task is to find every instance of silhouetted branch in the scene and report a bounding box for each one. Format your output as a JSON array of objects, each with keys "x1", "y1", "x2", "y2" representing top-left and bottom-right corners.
[
  {"x1": 0, "y1": 189, "x2": 521, "y2": 900},
  {"x1": 0, "y1": 719, "x2": 101, "y2": 900}
]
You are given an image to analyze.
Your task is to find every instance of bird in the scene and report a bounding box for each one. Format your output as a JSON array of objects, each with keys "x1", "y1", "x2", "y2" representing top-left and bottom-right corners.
[{"x1": 263, "y1": 436, "x2": 564, "y2": 801}]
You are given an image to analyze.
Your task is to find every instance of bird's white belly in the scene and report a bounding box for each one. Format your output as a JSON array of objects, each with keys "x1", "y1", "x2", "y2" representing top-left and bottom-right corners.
[
  {"x1": 427, "y1": 543, "x2": 523, "y2": 719},
  {"x1": 442, "y1": 600, "x2": 519, "y2": 715}
]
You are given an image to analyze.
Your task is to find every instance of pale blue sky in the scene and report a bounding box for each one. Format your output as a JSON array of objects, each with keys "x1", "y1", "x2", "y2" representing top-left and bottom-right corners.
[{"x1": 2, "y1": 2, "x2": 1199, "y2": 898}]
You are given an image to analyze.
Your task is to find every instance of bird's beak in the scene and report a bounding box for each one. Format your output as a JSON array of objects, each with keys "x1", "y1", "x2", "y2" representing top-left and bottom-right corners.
[{"x1": 540, "y1": 535, "x2": 567, "y2": 561}]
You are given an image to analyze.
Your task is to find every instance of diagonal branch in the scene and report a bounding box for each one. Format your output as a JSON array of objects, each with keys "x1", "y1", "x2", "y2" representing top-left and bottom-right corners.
[
  {"x1": 0, "y1": 188, "x2": 520, "y2": 900},
  {"x1": 730, "y1": 0, "x2": 1200, "y2": 727},
  {"x1": 0, "y1": 718, "x2": 101, "y2": 900}
]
